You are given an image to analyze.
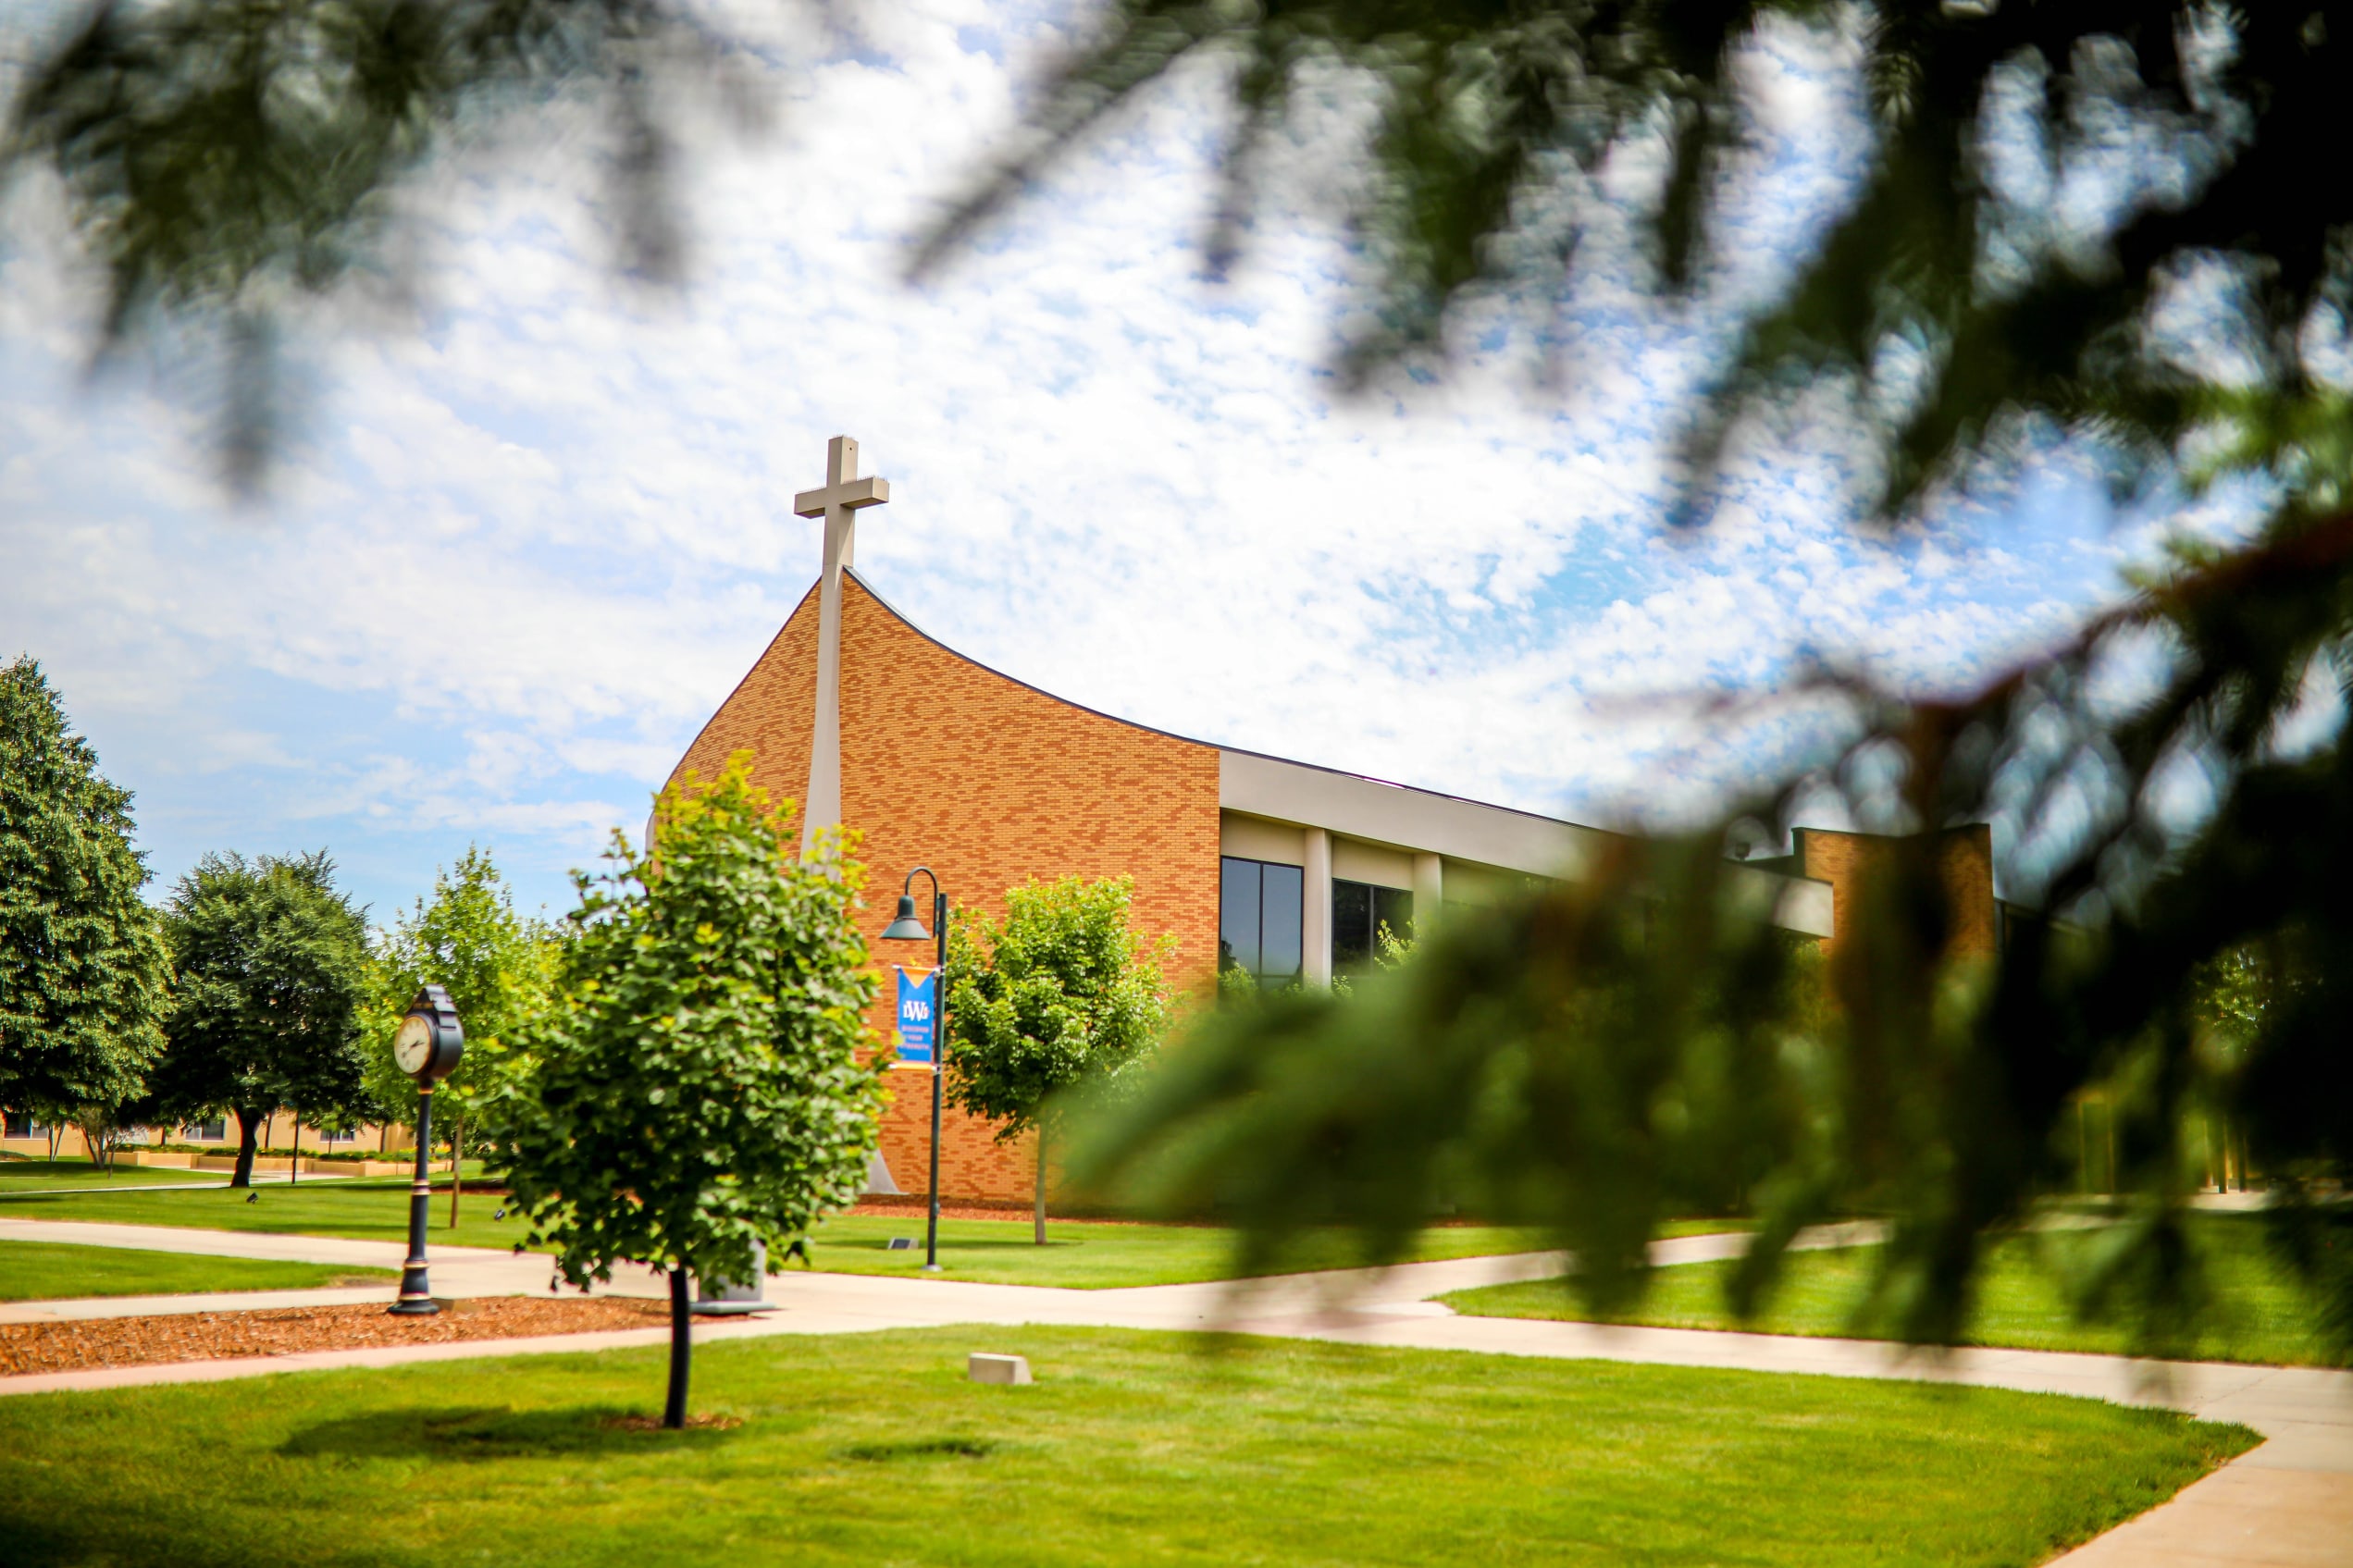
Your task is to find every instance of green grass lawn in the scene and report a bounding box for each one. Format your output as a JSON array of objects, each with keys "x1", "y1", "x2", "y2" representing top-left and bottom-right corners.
[
  {"x1": 0, "y1": 1240, "x2": 393, "y2": 1301},
  {"x1": 0, "y1": 1156, "x2": 223, "y2": 1191},
  {"x1": 1441, "y1": 1214, "x2": 2347, "y2": 1367},
  {"x1": 796, "y1": 1216, "x2": 1572, "y2": 1288},
  {"x1": 0, "y1": 1325, "x2": 2250, "y2": 1568},
  {"x1": 0, "y1": 1171, "x2": 539, "y2": 1252},
  {"x1": 1, "y1": 1176, "x2": 1743, "y2": 1287}
]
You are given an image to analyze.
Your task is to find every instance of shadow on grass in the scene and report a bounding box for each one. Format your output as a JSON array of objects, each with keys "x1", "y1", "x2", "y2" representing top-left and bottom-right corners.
[
  {"x1": 281, "y1": 1404, "x2": 748, "y2": 1461},
  {"x1": 839, "y1": 1435, "x2": 999, "y2": 1462}
]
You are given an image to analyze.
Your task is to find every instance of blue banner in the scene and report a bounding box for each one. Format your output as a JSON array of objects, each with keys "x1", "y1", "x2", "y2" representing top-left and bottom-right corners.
[{"x1": 894, "y1": 967, "x2": 936, "y2": 1065}]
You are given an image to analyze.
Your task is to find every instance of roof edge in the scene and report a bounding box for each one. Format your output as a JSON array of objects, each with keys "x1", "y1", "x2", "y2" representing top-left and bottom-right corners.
[{"x1": 844, "y1": 567, "x2": 1601, "y2": 837}]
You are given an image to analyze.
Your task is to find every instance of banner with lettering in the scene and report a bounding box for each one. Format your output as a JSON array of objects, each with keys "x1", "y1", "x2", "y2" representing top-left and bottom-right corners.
[{"x1": 894, "y1": 966, "x2": 936, "y2": 1066}]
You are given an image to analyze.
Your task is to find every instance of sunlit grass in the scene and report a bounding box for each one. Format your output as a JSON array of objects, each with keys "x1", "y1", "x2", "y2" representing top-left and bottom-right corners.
[
  {"x1": 3, "y1": 1178, "x2": 1744, "y2": 1288},
  {"x1": 1441, "y1": 1214, "x2": 2347, "y2": 1367},
  {"x1": 0, "y1": 1325, "x2": 2253, "y2": 1567},
  {"x1": 0, "y1": 1239, "x2": 391, "y2": 1301}
]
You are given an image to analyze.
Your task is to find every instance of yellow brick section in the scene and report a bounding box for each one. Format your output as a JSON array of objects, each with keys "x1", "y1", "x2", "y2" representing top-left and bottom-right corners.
[
  {"x1": 1798, "y1": 824, "x2": 1998, "y2": 960},
  {"x1": 670, "y1": 573, "x2": 1222, "y2": 1204}
]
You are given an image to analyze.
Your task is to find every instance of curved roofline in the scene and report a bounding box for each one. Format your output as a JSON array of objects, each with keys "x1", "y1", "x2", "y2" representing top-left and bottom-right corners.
[
  {"x1": 844, "y1": 567, "x2": 1600, "y2": 837},
  {"x1": 668, "y1": 575, "x2": 824, "y2": 787}
]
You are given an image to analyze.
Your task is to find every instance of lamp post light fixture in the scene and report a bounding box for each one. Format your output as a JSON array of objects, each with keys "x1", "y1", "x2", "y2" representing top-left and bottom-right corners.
[
  {"x1": 387, "y1": 983, "x2": 464, "y2": 1315},
  {"x1": 879, "y1": 868, "x2": 947, "y2": 1271}
]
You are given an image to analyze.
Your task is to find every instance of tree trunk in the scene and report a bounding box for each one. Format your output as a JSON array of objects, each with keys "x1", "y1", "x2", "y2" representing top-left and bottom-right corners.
[
  {"x1": 288, "y1": 1111, "x2": 300, "y2": 1185},
  {"x1": 447, "y1": 1113, "x2": 464, "y2": 1228},
  {"x1": 229, "y1": 1107, "x2": 264, "y2": 1188},
  {"x1": 663, "y1": 1266, "x2": 691, "y2": 1429},
  {"x1": 1034, "y1": 1125, "x2": 1048, "y2": 1245}
]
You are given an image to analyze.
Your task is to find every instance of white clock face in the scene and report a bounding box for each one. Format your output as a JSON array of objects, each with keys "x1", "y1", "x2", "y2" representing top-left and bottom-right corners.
[{"x1": 393, "y1": 1015, "x2": 435, "y2": 1076}]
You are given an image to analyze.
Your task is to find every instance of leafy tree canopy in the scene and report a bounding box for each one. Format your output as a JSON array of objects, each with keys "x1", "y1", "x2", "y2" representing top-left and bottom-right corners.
[
  {"x1": 490, "y1": 753, "x2": 884, "y2": 1421},
  {"x1": 151, "y1": 849, "x2": 371, "y2": 1186},
  {"x1": 12, "y1": 3, "x2": 2353, "y2": 1343},
  {"x1": 362, "y1": 844, "x2": 562, "y2": 1142},
  {"x1": 942, "y1": 875, "x2": 1171, "y2": 1239},
  {"x1": 0, "y1": 656, "x2": 168, "y2": 1120}
]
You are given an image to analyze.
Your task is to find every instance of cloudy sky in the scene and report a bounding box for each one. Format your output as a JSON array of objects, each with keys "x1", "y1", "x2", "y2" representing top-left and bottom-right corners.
[{"x1": 0, "y1": 2, "x2": 2245, "y2": 920}]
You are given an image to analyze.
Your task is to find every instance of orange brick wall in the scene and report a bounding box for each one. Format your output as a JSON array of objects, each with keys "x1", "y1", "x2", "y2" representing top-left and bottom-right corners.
[
  {"x1": 670, "y1": 572, "x2": 1223, "y2": 1204},
  {"x1": 1796, "y1": 824, "x2": 1998, "y2": 961}
]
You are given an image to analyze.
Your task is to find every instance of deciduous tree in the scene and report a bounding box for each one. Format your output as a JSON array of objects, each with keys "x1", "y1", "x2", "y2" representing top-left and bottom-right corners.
[
  {"x1": 0, "y1": 657, "x2": 168, "y2": 1139},
  {"x1": 152, "y1": 851, "x2": 370, "y2": 1187},
  {"x1": 18, "y1": 3, "x2": 2353, "y2": 1344},
  {"x1": 363, "y1": 846, "x2": 561, "y2": 1224},
  {"x1": 941, "y1": 876, "x2": 1170, "y2": 1243},
  {"x1": 491, "y1": 754, "x2": 884, "y2": 1429}
]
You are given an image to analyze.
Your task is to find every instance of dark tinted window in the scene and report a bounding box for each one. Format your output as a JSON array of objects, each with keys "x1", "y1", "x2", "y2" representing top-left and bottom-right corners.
[
  {"x1": 1221, "y1": 856, "x2": 1304, "y2": 987},
  {"x1": 1220, "y1": 857, "x2": 1261, "y2": 976},
  {"x1": 1332, "y1": 880, "x2": 1373, "y2": 969},
  {"x1": 1260, "y1": 863, "x2": 1303, "y2": 981},
  {"x1": 1332, "y1": 878, "x2": 1414, "y2": 973}
]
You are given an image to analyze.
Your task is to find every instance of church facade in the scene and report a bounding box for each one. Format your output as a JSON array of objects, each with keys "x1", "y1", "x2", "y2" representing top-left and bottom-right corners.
[{"x1": 662, "y1": 440, "x2": 1874, "y2": 1204}]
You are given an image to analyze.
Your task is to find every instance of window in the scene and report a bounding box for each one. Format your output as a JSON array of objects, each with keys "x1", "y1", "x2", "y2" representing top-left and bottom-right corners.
[
  {"x1": 2, "y1": 1112, "x2": 40, "y2": 1139},
  {"x1": 183, "y1": 1119, "x2": 226, "y2": 1142},
  {"x1": 1220, "y1": 856, "x2": 1304, "y2": 988},
  {"x1": 1332, "y1": 880, "x2": 1413, "y2": 973},
  {"x1": 322, "y1": 1128, "x2": 355, "y2": 1144}
]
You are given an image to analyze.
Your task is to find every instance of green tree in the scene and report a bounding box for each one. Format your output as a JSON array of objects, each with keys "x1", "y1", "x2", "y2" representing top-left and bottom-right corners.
[
  {"x1": 363, "y1": 846, "x2": 561, "y2": 1225},
  {"x1": 152, "y1": 851, "x2": 370, "y2": 1187},
  {"x1": 0, "y1": 657, "x2": 169, "y2": 1143},
  {"x1": 942, "y1": 876, "x2": 1171, "y2": 1244},
  {"x1": 19, "y1": 3, "x2": 2353, "y2": 1343},
  {"x1": 490, "y1": 754, "x2": 885, "y2": 1429}
]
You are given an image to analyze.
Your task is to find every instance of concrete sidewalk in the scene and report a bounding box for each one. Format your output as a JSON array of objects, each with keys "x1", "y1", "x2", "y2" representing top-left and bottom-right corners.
[{"x1": 1, "y1": 1216, "x2": 2343, "y2": 1566}]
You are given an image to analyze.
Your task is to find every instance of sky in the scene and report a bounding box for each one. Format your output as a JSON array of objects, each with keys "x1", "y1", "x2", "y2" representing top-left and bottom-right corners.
[{"x1": 0, "y1": 2, "x2": 2253, "y2": 922}]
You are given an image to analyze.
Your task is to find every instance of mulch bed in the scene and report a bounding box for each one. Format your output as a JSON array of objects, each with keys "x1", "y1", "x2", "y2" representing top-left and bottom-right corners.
[
  {"x1": 843, "y1": 1198, "x2": 1183, "y2": 1227},
  {"x1": 1, "y1": 1296, "x2": 671, "y2": 1378}
]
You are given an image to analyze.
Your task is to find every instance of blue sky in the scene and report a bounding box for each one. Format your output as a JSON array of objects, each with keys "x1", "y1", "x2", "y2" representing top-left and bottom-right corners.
[{"x1": 0, "y1": 3, "x2": 2250, "y2": 921}]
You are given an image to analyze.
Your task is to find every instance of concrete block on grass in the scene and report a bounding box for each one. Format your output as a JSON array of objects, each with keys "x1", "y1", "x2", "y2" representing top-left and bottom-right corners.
[{"x1": 968, "y1": 1352, "x2": 1032, "y2": 1386}]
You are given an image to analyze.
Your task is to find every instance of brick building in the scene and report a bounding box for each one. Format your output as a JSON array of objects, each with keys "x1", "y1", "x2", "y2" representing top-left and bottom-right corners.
[{"x1": 660, "y1": 438, "x2": 1886, "y2": 1205}]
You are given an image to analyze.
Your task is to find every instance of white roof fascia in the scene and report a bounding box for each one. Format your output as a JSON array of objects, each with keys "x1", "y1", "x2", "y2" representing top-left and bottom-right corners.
[
  {"x1": 1217, "y1": 748, "x2": 1834, "y2": 939},
  {"x1": 1219, "y1": 748, "x2": 1610, "y2": 880}
]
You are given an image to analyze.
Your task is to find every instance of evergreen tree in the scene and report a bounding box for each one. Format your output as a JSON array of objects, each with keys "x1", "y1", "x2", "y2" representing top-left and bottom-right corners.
[
  {"x1": 0, "y1": 657, "x2": 168, "y2": 1132},
  {"x1": 491, "y1": 755, "x2": 885, "y2": 1429},
  {"x1": 18, "y1": 2, "x2": 2353, "y2": 1341},
  {"x1": 941, "y1": 876, "x2": 1170, "y2": 1243},
  {"x1": 152, "y1": 851, "x2": 371, "y2": 1187}
]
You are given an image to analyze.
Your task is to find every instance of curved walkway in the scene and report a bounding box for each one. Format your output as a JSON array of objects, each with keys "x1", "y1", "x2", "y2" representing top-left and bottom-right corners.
[{"x1": 0, "y1": 1216, "x2": 2342, "y2": 1565}]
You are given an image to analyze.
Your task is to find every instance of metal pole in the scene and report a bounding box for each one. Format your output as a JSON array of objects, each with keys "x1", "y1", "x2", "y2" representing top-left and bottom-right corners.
[
  {"x1": 390, "y1": 1087, "x2": 440, "y2": 1315},
  {"x1": 925, "y1": 889, "x2": 947, "y2": 1272}
]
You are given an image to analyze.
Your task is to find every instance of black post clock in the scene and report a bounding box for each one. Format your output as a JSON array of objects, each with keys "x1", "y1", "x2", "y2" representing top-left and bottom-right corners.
[{"x1": 388, "y1": 984, "x2": 464, "y2": 1316}]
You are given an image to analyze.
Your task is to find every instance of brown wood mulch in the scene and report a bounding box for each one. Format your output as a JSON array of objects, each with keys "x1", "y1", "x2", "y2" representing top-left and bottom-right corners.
[
  {"x1": 1, "y1": 1296, "x2": 671, "y2": 1379},
  {"x1": 842, "y1": 1198, "x2": 1183, "y2": 1227}
]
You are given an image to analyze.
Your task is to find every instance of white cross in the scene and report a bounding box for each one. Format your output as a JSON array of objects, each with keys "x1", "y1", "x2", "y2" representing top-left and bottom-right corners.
[
  {"x1": 792, "y1": 436, "x2": 890, "y2": 855},
  {"x1": 793, "y1": 435, "x2": 890, "y2": 551}
]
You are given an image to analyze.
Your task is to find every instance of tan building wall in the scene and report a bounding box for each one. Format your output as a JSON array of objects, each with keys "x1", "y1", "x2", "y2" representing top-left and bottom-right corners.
[
  {"x1": 3, "y1": 1110, "x2": 407, "y2": 1165},
  {"x1": 671, "y1": 572, "x2": 1222, "y2": 1204}
]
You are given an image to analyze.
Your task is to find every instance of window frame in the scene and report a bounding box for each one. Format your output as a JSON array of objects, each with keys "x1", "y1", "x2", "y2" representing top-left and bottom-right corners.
[{"x1": 1220, "y1": 854, "x2": 1306, "y2": 989}]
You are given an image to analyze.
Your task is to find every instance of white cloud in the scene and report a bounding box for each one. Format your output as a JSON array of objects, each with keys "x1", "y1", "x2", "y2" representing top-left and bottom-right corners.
[{"x1": 0, "y1": 2, "x2": 2261, "y2": 916}]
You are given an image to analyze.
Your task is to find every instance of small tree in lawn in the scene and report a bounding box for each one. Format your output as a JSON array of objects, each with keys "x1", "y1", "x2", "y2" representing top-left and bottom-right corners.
[
  {"x1": 363, "y1": 847, "x2": 562, "y2": 1225},
  {"x1": 151, "y1": 851, "x2": 370, "y2": 1187},
  {"x1": 943, "y1": 876, "x2": 1171, "y2": 1244},
  {"x1": 491, "y1": 754, "x2": 884, "y2": 1429},
  {"x1": 0, "y1": 658, "x2": 169, "y2": 1154}
]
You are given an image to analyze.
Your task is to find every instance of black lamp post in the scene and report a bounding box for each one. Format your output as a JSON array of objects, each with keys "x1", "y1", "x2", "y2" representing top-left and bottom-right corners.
[
  {"x1": 387, "y1": 984, "x2": 464, "y2": 1315},
  {"x1": 879, "y1": 868, "x2": 947, "y2": 1272}
]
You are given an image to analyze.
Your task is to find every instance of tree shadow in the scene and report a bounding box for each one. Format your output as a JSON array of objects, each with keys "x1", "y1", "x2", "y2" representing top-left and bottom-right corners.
[{"x1": 279, "y1": 1404, "x2": 747, "y2": 1462}]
